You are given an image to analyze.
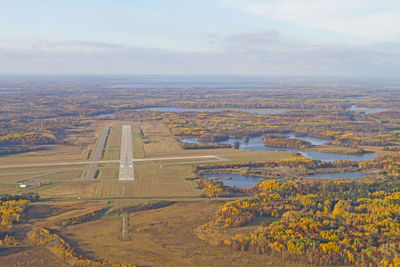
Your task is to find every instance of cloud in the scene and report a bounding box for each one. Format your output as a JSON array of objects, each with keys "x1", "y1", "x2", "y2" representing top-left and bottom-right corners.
[
  {"x1": 0, "y1": 38, "x2": 399, "y2": 77},
  {"x1": 222, "y1": 0, "x2": 400, "y2": 42}
]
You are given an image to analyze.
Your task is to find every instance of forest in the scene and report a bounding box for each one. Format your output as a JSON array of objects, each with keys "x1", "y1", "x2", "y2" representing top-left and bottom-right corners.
[{"x1": 194, "y1": 154, "x2": 400, "y2": 266}]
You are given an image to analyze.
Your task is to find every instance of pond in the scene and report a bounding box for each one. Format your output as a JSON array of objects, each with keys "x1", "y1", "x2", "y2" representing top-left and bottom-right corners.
[
  {"x1": 136, "y1": 107, "x2": 285, "y2": 114},
  {"x1": 298, "y1": 150, "x2": 377, "y2": 162},
  {"x1": 306, "y1": 172, "x2": 369, "y2": 179},
  {"x1": 348, "y1": 105, "x2": 387, "y2": 114},
  {"x1": 182, "y1": 136, "x2": 296, "y2": 151},
  {"x1": 92, "y1": 112, "x2": 115, "y2": 118},
  {"x1": 182, "y1": 136, "x2": 378, "y2": 162},
  {"x1": 201, "y1": 173, "x2": 279, "y2": 188},
  {"x1": 286, "y1": 133, "x2": 329, "y2": 146}
]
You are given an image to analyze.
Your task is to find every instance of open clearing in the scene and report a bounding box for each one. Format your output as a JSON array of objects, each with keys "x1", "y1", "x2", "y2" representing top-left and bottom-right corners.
[
  {"x1": 96, "y1": 165, "x2": 201, "y2": 198},
  {"x1": 57, "y1": 201, "x2": 303, "y2": 267}
]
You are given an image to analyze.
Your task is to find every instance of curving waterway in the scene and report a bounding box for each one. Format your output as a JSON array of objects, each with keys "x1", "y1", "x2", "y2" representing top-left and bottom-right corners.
[{"x1": 182, "y1": 135, "x2": 378, "y2": 162}]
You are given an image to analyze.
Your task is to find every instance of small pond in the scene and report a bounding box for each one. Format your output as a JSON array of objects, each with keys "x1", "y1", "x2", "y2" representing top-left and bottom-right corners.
[
  {"x1": 93, "y1": 112, "x2": 115, "y2": 118},
  {"x1": 202, "y1": 173, "x2": 280, "y2": 188}
]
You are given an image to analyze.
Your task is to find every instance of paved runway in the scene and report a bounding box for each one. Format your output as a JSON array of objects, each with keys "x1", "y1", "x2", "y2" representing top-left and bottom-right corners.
[
  {"x1": 118, "y1": 125, "x2": 134, "y2": 181},
  {"x1": 86, "y1": 126, "x2": 109, "y2": 179}
]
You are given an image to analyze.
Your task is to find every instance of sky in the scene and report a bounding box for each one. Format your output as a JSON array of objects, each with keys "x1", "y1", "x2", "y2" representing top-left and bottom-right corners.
[{"x1": 0, "y1": 0, "x2": 399, "y2": 76}]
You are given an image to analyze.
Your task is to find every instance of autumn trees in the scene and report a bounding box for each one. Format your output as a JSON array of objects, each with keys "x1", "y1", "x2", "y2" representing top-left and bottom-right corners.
[
  {"x1": 0, "y1": 199, "x2": 30, "y2": 231},
  {"x1": 0, "y1": 132, "x2": 56, "y2": 145},
  {"x1": 198, "y1": 160, "x2": 400, "y2": 266}
]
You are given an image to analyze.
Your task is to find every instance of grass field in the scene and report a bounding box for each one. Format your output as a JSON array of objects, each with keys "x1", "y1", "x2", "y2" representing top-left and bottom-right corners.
[
  {"x1": 39, "y1": 170, "x2": 84, "y2": 180},
  {"x1": 0, "y1": 165, "x2": 87, "y2": 191},
  {"x1": 141, "y1": 121, "x2": 183, "y2": 157},
  {"x1": 101, "y1": 126, "x2": 122, "y2": 160},
  {"x1": 97, "y1": 168, "x2": 119, "y2": 180},
  {"x1": 95, "y1": 165, "x2": 201, "y2": 198},
  {"x1": 0, "y1": 145, "x2": 88, "y2": 165},
  {"x1": 102, "y1": 149, "x2": 120, "y2": 160},
  {"x1": 132, "y1": 125, "x2": 145, "y2": 158},
  {"x1": 22, "y1": 181, "x2": 98, "y2": 199}
]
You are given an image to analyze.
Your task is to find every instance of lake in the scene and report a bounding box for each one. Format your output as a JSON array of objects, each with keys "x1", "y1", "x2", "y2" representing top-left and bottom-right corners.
[
  {"x1": 182, "y1": 135, "x2": 378, "y2": 161},
  {"x1": 348, "y1": 105, "x2": 387, "y2": 114},
  {"x1": 202, "y1": 171, "x2": 368, "y2": 188},
  {"x1": 306, "y1": 172, "x2": 369, "y2": 179},
  {"x1": 298, "y1": 150, "x2": 377, "y2": 161},
  {"x1": 136, "y1": 107, "x2": 285, "y2": 114},
  {"x1": 107, "y1": 75, "x2": 280, "y2": 90}
]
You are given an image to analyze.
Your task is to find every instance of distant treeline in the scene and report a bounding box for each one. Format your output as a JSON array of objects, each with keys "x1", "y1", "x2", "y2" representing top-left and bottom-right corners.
[
  {"x1": 0, "y1": 192, "x2": 40, "y2": 202},
  {"x1": 182, "y1": 142, "x2": 231, "y2": 149},
  {"x1": 0, "y1": 145, "x2": 48, "y2": 156},
  {"x1": 0, "y1": 132, "x2": 56, "y2": 145}
]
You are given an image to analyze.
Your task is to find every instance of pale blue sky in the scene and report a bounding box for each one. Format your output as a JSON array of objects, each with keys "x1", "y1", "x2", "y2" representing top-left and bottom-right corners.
[{"x1": 1, "y1": 0, "x2": 399, "y2": 76}]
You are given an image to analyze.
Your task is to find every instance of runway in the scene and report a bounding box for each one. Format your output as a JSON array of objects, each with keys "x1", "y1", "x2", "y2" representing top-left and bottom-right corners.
[{"x1": 118, "y1": 125, "x2": 134, "y2": 181}]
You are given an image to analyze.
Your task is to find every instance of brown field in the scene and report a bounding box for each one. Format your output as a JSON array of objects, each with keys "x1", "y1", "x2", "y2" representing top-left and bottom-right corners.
[
  {"x1": 95, "y1": 181, "x2": 124, "y2": 198},
  {"x1": 22, "y1": 181, "x2": 97, "y2": 199},
  {"x1": 33, "y1": 170, "x2": 83, "y2": 180},
  {"x1": 141, "y1": 121, "x2": 184, "y2": 157},
  {"x1": 0, "y1": 247, "x2": 69, "y2": 267},
  {"x1": 97, "y1": 168, "x2": 119, "y2": 180},
  {"x1": 132, "y1": 125, "x2": 145, "y2": 158},
  {"x1": 102, "y1": 149, "x2": 120, "y2": 160},
  {"x1": 58, "y1": 201, "x2": 307, "y2": 267},
  {"x1": 101, "y1": 126, "x2": 121, "y2": 160},
  {"x1": 0, "y1": 145, "x2": 87, "y2": 165}
]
